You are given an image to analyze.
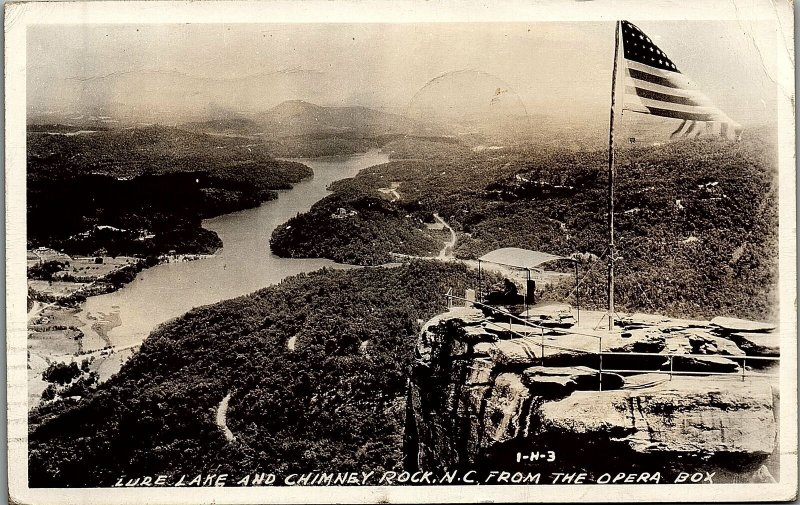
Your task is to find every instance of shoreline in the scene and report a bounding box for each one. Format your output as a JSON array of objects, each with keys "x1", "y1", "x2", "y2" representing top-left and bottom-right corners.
[{"x1": 27, "y1": 150, "x2": 386, "y2": 409}]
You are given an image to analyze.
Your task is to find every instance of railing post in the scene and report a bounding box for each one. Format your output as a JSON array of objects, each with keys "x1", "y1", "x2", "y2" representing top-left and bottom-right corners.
[
  {"x1": 477, "y1": 260, "x2": 483, "y2": 303},
  {"x1": 742, "y1": 357, "x2": 746, "y2": 382},
  {"x1": 598, "y1": 338, "x2": 603, "y2": 392},
  {"x1": 669, "y1": 355, "x2": 673, "y2": 381},
  {"x1": 541, "y1": 328, "x2": 545, "y2": 367}
]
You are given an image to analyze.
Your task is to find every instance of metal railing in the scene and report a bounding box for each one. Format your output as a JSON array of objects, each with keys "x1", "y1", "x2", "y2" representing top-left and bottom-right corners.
[
  {"x1": 443, "y1": 292, "x2": 780, "y2": 390},
  {"x1": 598, "y1": 351, "x2": 779, "y2": 382}
]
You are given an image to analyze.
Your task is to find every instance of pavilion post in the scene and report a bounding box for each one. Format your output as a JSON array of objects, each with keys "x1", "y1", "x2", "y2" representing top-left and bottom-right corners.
[
  {"x1": 477, "y1": 260, "x2": 482, "y2": 303},
  {"x1": 574, "y1": 261, "x2": 580, "y2": 323},
  {"x1": 525, "y1": 269, "x2": 531, "y2": 318}
]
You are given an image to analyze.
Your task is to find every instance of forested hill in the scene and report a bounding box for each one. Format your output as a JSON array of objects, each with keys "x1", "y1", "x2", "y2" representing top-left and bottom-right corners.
[
  {"x1": 271, "y1": 130, "x2": 778, "y2": 321},
  {"x1": 28, "y1": 262, "x2": 483, "y2": 487},
  {"x1": 27, "y1": 125, "x2": 312, "y2": 257}
]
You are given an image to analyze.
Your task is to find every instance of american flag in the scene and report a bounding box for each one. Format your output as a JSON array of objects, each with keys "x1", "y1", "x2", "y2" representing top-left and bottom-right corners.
[{"x1": 620, "y1": 20, "x2": 742, "y2": 141}]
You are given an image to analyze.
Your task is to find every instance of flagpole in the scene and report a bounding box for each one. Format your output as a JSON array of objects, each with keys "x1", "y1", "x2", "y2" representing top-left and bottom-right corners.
[{"x1": 607, "y1": 20, "x2": 620, "y2": 331}]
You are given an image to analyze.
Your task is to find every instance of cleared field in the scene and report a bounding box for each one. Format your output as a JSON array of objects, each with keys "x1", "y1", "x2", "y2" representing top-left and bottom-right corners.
[
  {"x1": 28, "y1": 329, "x2": 81, "y2": 356},
  {"x1": 28, "y1": 280, "x2": 89, "y2": 299},
  {"x1": 54, "y1": 255, "x2": 138, "y2": 281}
]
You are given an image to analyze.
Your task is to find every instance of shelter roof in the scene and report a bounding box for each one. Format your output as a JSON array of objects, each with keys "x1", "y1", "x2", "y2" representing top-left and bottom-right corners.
[{"x1": 478, "y1": 247, "x2": 574, "y2": 270}]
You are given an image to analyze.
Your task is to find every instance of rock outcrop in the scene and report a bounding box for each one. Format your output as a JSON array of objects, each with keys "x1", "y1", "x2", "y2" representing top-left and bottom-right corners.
[
  {"x1": 539, "y1": 380, "x2": 776, "y2": 455},
  {"x1": 406, "y1": 307, "x2": 780, "y2": 482}
]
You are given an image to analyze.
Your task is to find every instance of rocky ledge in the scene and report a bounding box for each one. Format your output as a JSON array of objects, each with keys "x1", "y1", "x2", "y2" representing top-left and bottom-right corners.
[{"x1": 405, "y1": 306, "x2": 780, "y2": 483}]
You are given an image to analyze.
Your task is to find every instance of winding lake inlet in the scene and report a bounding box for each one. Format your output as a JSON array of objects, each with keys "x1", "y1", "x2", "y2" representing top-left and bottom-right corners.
[{"x1": 75, "y1": 150, "x2": 389, "y2": 374}]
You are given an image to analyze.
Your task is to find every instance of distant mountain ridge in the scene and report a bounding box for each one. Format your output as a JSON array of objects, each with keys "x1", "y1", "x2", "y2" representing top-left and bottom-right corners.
[
  {"x1": 178, "y1": 100, "x2": 444, "y2": 141},
  {"x1": 257, "y1": 100, "x2": 425, "y2": 137},
  {"x1": 28, "y1": 68, "x2": 332, "y2": 121}
]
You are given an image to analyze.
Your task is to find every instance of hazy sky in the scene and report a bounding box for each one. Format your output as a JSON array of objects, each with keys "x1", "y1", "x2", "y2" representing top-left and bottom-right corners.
[{"x1": 28, "y1": 21, "x2": 778, "y2": 125}]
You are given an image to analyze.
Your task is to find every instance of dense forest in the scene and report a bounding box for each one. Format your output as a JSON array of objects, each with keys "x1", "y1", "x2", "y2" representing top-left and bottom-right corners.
[
  {"x1": 271, "y1": 130, "x2": 778, "y2": 321},
  {"x1": 27, "y1": 117, "x2": 780, "y2": 487},
  {"x1": 28, "y1": 262, "x2": 488, "y2": 487},
  {"x1": 28, "y1": 125, "x2": 312, "y2": 257},
  {"x1": 270, "y1": 188, "x2": 442, "y2": 265},
  {"x1": 264, "y1": 134, "x2": 387, "y2": 158}
]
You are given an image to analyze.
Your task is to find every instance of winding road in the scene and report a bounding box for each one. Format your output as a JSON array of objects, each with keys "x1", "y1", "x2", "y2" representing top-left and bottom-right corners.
[
  {"x1": 434, "y1": 213, "x2": 456, "y2": 259},
  {"x1": 27, "y1": 301, "x2": 54, "y2": 323},
  {"x1": 216, "y1": 392, "x2": 235, "y2": 442},
  {"x1": 390, "y1": 213, "x2": 457, "y2": 262}
]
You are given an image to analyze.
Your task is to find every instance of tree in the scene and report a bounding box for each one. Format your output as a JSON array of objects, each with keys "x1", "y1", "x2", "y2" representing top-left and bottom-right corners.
[{"x1": 42, "y1": 361, "x2": 81, "y2": 386}]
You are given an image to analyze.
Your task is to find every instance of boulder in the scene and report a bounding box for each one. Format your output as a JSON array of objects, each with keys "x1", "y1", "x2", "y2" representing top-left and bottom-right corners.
[
  {"x1": 683, "y1": 331, "x2": 746, "y2": 356},
  {"x1": 523, "y1": 305, "x2": 577, "y2": 329},
  {"x1": 607, "y1": 331, "x2": 666, "y2": 353},
  {"x1": 485, "y1": 338, "x2": 543, "y2": 366},
  {"x1": 669, "y1": 354, "x2": 740, "y2": 373},
  {"x1": 418, "y1": 308, "x2": 497, "y2": 361},
  {"x1": 484, "y1": 322, "x2": 550, "y2": 339},
  {"x1": 536, "y1": 315, "x2": 576, "y2": 329},
  {"x1": 523, "y1": 373, "x2": 576, "y2": 397},
  {"x1": 420, "y1": 306, "x2": 486, "y2": 335},
  {"x1": 539, "y1": 379, "x2": 776, "y2": 456},
  {"x1": 620, "y1": 313, "x2": 709, "y2": 330},
  {"x1": 486, "y1": 334, "x2": 600, "y2": 367},
  {"x1": 710, "y1": 316, "x2": 776, "y2": 333},
  {"x1": 727, "y1": 332, "x2": 780, "y2": 357},
  {"x1": 619, "y1": 320, "x2": 654, "y2": 330},
  {"x1": 462, "y1": 324, "x2": 497, "y2": 342},
  {"x1": 522, "y1": 366, "x2": 624, "y2": 397}
]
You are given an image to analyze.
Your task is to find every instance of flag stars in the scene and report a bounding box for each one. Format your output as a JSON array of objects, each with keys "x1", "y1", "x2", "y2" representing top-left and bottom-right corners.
[{"x1": 622, "y1": 24, "x2": 680, "y2": 72}]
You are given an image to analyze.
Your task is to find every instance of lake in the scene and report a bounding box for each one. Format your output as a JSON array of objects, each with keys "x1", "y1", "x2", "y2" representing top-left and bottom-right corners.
[{"x1": 77, "y1": 149, "x2": 389, "y2": 355}]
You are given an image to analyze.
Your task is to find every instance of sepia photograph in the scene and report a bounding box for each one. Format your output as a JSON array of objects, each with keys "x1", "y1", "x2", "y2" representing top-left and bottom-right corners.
[{"x1": 5, "y1": 1, "x2": 797, "y2": 503}]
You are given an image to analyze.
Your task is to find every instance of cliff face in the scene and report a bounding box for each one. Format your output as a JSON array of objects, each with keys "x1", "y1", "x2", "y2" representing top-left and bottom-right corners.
[{"x1": 405, "y1": 306, "x2": 779, "y2": 482}]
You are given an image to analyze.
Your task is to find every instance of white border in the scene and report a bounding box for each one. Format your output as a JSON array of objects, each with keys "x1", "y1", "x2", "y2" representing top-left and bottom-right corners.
[{"x1": 5, "y1": 1, "x2": 797, "y2": 503}]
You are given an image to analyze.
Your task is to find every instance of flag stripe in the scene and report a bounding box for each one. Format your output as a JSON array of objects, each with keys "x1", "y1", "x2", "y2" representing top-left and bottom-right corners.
[
  {"x1": 626, "y1": 60, "x2": 695, "y2": 83},
  {"x1": 624, "y1": 85, "x2": 698, "y2": 106},
  {"x1": 643, "y1": 106, "x2": 716, "y2": 122},
  {"x1": 634, "y1": 96, "x2": 719, "y2": 115},
  {"x1": 625, "y1": 75, "x2": 707, "y2": 100},
  {"x1": 627, "y1": 68, "x2": 684, "y2": 89},
  {"x1": 626, "y1": 61, "x2": 698, "y2": 92}
]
